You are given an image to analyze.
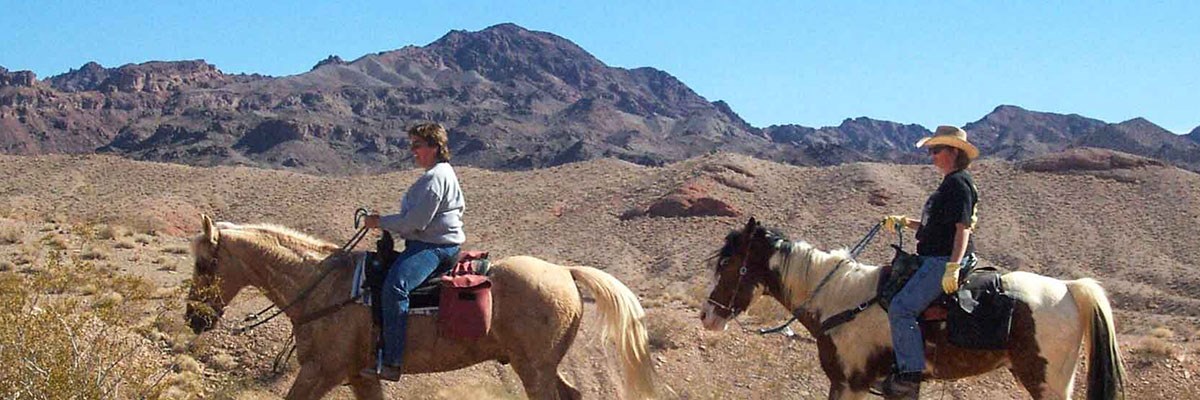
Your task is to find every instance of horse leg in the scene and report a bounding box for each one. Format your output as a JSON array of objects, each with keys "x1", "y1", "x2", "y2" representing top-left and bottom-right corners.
[
  {"x1": 826, "y1": 382, "x2": 869, "y2": 400},
  {"x1": 511, "y1": 359, "x2": 560, "y2": 400},
  {"x1": 347, "y1": 374, "x2": 384, "y2": 400},
  {"x1": 285, "y1": 363, "x2": 343, "y2": 400}
]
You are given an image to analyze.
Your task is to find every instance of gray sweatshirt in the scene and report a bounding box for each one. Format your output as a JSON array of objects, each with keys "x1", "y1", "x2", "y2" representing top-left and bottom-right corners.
[{"x1": 379, "y1": 162, "x2": 465, "y2": 245}]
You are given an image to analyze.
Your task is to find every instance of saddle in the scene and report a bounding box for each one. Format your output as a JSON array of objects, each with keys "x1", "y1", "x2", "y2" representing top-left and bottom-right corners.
[
  {"x1": 357, "y1": 232, "x2": 493, "y2": 339},
  {"x1": 877, "y1": 246, "x2": 1015, "y2": 350}
]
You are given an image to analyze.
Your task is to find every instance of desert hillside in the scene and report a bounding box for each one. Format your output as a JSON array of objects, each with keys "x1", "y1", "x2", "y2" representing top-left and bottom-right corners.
[{"x1": 1, "y1": 152, "x2": 1197, "y2": 399}]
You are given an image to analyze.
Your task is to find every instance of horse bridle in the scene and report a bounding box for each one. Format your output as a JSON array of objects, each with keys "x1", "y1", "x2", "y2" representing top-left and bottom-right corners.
[{"x1": 707, "y1": 232, "x2": 768, "y2": 319}]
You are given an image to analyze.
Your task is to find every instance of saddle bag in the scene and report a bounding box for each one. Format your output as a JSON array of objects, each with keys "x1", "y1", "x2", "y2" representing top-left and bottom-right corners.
[
  {"x1": 437, "y1": 252, "x2": 493, "y2": 339},
  {"x1": 947, "y1": 268, "x2": 1015, "y2": 350}
]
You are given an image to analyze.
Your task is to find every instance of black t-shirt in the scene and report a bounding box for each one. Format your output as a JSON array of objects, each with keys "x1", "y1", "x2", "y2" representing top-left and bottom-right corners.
[{"x1": 916, "y1": 169, "x2": 978, "y2": 257}]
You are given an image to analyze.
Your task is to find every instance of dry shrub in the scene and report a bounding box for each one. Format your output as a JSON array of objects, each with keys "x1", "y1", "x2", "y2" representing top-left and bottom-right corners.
[
  {"x1": 114, "y1": 238, "x2": 137, "y2": 249},
  {"x1": 0, "y1": 274, "x2": 169, "y2": 398},
  {"x1": 207, "y1": 351, "x2": 238, "y2": 371},
  {"x1": 745, "y1": 295, "x2": 790, "y2": 323},
  {"x1": 41, "y1": 233, "x2": 69, "y2": 250},
  {"x1": 1138, "y1": 336, "x2": 1175, "y2": 357},
  {"x1": 14, "y1": 242, "x2": 39, "y2": 265},
  {"x1": 0, "y1": 260, "x2": 13, "y2": 272},
  {"x1": 161, "y1": 244, "x2": 190, "y2": 255},
  {"x1": 0, "y1": 221, "x2": 21, "y2": 244},
  {"x1": 129, "y1": 214, "x2": 167, "y2": 236},
  {"x1": 93, "y1": 291, "x2": 125, "y2": 310},
  {"x1": 1148, "y1": 327, "x2": 1174, "y2": 339},
  {"x1": 646, "y1": 311, "x2": 686, "y2": 351},
  {"x1": 96, "y1": 224, "x2": 128, "y2": 240},
  {"x1": 80, "y1": 244, "x2": 111, "y2": 260},
  {"x1": 134, "y1": 234, "x2": 154, "y2": 245}
]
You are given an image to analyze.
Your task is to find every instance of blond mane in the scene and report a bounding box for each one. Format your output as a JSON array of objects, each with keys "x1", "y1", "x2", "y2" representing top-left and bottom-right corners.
[
  {"x1": 205, "y1": 221, "x2": 341, "y2": 268},
  {"x1": 772, "y1": 241, "x2": 881, "y2": 319}
]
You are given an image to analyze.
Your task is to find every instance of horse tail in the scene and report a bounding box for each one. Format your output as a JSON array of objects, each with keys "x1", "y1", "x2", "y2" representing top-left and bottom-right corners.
[
  {"x1": 568, "y1": 266, "x2": 658, "y2": 400},
  {"x1": 1065, "y1": 278, "x2": 1126, "y2": 400}
]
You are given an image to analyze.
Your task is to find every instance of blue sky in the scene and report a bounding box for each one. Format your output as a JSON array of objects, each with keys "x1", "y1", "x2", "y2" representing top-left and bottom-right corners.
[{"x1": 3, "y1": 1, "x2": 1197, "y2": 133}]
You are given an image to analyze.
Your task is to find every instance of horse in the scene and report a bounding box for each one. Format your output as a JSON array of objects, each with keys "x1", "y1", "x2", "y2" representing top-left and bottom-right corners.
[
  {"x1": 699, "y1": 217, "x2": 1125, "y2": 400},
  {"x1": 184, "y1": 215, "x2": 657, "y2": 400}
]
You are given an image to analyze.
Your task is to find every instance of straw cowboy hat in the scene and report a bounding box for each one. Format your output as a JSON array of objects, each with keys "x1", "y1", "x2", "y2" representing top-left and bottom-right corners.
[{"x1": 916, "y1": 125, "x2": 979, "y2": 160}]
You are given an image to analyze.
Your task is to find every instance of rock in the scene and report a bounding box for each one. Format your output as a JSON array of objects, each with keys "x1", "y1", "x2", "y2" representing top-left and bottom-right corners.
[{"x1": 644, "y1": 180, "x2": 740, "y2": 218}]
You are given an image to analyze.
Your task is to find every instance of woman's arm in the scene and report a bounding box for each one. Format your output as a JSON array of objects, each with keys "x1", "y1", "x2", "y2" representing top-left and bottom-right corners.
[{"x1": 949, "y1": 222, "x2": 971, "y2": 264}]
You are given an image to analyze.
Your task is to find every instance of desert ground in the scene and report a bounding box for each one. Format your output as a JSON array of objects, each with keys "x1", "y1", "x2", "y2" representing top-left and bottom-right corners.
[{"x1": 1, "y1": 151, "x2": 1197, "y2": 399}]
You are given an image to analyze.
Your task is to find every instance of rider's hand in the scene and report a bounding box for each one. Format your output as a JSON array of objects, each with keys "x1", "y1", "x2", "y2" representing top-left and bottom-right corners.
[
  {"x1": 364, "y1": 214, "x2": 381, "y2": 229},
  {"x1": 881, "y1": 215, "x2": 910, "y2": 233},
  {"x1": 941, "y1": 262, "x2": 961, "y2": 294}
]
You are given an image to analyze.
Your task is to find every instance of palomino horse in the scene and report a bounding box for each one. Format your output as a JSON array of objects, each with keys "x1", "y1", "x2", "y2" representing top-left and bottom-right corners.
[
  {"x1": 185, "y1": 215, "x2": 656, "y2": 399},
  {"x1": 699, "y1": 218, "x2": 1124, "y2": 400}
]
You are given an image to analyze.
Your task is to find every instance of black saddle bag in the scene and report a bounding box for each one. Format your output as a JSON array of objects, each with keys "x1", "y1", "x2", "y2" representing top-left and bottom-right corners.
[
  {"x1": 365, "y1": 232, "x2": 400, "y2": 326},
  {"x1": 947, "y1": 268, "x2": 1015, "y2": 350}
]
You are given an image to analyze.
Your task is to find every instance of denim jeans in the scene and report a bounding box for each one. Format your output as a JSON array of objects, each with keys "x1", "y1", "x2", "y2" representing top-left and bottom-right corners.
[
  {"x1": 888, "y1": 255, "x2": 949, "y2": 373},
  {"x1": 381, "y1": 240, "x2": 460, "y2": 366}
]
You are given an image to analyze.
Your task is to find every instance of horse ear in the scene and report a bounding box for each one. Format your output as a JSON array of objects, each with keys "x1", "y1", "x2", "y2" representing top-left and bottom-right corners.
[
  {"x1": 201, "y1": 214, "x2": 219, "y2": 246},
  {"x1": 744, "y1": 217, "x2": 758, "y2": 232}
]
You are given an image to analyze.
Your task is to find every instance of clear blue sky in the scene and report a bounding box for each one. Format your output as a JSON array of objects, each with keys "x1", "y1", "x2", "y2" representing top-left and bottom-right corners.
[{"x1": 3, "y1": 1, "x2": 1197, "y2": 133}]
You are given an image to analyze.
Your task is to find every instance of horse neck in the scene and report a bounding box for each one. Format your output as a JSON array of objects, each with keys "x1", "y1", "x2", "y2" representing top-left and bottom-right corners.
[
  {"x1": 221, "y1": 232, "x2": 336, "y2": 311},
  {"x1": 771, "y1": 242, "x2": 881, "y2": 319}
]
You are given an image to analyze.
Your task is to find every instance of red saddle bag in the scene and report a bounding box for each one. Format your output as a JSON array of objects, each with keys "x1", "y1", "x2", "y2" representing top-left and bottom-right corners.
[{"x1": 438, "y1": 252, "x2": 493, "y2": 339}]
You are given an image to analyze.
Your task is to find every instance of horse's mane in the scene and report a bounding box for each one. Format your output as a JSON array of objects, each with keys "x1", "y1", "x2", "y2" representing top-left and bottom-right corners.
[
  {"x1": 772, "y1": 233, "x2": 879, "y2": 317},
  {"x1": 206, "y1": 222, "x2": 341, "y2": 267}
]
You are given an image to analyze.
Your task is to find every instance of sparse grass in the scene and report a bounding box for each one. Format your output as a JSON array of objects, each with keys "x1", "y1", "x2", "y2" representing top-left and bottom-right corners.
[
  {"x1": 161, "y1": 244, "x2": 190, "y2": 255},
  {"x1": 114, "y1": 238, "x2": 137, "y2": 249},
  {"x1": 41, "y1": 233, "x2": 68, "y2": 250},
  {"x1": 207, "y1": 351, "x2": 238, "y2": 372},
  {"x1": 134, "y1": 234, "x2": 154, "y2": 245},
  {"x1": 0, "y1": 222, "x2": 21, "y2": 244},
  {"x1": 1137, "y1": 336, "x2": 1175, "y2": 357},
  {"x1": 0, "y1": 260, "x2": 13, "y2": 272}
]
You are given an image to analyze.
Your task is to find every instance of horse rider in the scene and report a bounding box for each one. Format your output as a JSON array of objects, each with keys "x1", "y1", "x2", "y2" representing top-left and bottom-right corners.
[
  {"x1": 876, "y1": 125, "x2": 980, "y2": 398},
  {"x1": 361, "y1": 122, "x2": 466, "y2": 381}
]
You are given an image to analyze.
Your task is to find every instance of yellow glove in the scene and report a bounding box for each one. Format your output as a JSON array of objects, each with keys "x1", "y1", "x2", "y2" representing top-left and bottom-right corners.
[
  {"x1": 941, "y1": 262, "x2": 961, "y2": 294},
  {"x1": 881, "y1": 215, "x2": 910, "y2": 233}
]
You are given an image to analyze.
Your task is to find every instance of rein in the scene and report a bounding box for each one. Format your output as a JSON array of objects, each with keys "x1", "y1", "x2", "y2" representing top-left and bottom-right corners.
[
  {"x1": 759, "y1": 222, "x2": 892, "y2": 336},
  {"x1": 707, "y1": 236, "x2": 756, "y2": 318},
  {"x1": 233, "y1": 209, "x2": 371, "y2": 334}
]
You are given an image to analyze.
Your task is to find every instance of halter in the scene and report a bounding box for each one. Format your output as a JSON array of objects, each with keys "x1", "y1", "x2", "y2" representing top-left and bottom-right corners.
[{"x1": 706, "y1": 235, "x2": 756, "y2": 319}]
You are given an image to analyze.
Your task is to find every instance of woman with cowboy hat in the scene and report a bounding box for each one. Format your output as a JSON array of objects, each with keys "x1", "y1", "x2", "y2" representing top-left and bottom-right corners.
[{"x1": 875, "y1": 125, "x2": 980, "y2": 398}]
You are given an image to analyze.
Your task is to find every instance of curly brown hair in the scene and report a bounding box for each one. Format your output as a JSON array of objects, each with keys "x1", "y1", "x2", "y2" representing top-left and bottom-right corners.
[{"x1": 407, "y1": 123, "x2": 451, "y2": 162}]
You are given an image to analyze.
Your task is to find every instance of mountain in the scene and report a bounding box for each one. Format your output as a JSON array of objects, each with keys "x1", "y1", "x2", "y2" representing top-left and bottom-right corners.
[
  {"x1": 1187, "y1": 126, "x2": 1200, "y2": 143},
  {"x1": 963, "y1": 105, "x2": 1107, "y2": 160},
  {"x1": 0, "y1": 23, "x2": 1196, "y2": 173},
  {"x1": 1074, "y1": 118, "x2": 1200, "y2": 171}
]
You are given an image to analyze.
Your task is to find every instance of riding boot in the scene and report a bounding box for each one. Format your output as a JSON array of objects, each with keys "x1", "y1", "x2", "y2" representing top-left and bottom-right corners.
[
  {"x1": 360, "y1": 364, "x2": 401, "y2": 381},
  {"x1": 869, "y1": 371, "x2": 922, "y2": 399}
]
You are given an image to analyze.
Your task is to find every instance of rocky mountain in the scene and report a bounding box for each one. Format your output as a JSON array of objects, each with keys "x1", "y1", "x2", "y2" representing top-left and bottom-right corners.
[
  {"x1": 1, "y1": 24, "x2": 1197, "y2": 173},
  {"x1": 1187, "y1": 126, "x2": 1200, "y2": 143}
]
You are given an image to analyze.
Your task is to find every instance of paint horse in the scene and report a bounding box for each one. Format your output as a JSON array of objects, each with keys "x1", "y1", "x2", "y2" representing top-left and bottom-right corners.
[
  {"x1": 700, "y1": 218, "x2": 1124, "y2": 400},
  {"x1": 185, "y1": 215, "x2": 657, "y2": 399}
]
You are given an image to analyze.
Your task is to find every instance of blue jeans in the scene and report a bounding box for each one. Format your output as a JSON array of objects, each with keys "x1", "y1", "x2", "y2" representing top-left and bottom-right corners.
[
  {"x1": 888, "y1": 255, "x2": 949, "y2": 374},
  {"x1": 381, "y1": 240, "x2": 459, "y2": 366}
]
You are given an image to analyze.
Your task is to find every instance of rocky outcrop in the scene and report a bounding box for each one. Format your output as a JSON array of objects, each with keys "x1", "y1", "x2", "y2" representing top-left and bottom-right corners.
[
  {"x1": 0, "y1": 68, "x2": 37, "y2": 87},
  {"x1": 1019, "y1": 147, "x2": 1165, "y2": 172},
  {"x1": 643, "y1": 180, "x2": 740, "y2": 218},
  {"x1": 94, "y1": 60, "x2": 228, "y2": 93}
]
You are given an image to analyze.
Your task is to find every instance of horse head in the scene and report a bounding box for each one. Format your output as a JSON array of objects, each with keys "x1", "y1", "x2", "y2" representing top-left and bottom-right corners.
[
  {"x1": 185, "y1": 214, "x2": 240, "y2": 334},
  {"x1": 701, "y1": 217, "x2": 786, "y2": 331}
]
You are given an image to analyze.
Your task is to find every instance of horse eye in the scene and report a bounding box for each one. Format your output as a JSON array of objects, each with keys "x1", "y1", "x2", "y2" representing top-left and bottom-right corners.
[{"x1": 718, "y1": 258, "x2": 729, "y2": 268}]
